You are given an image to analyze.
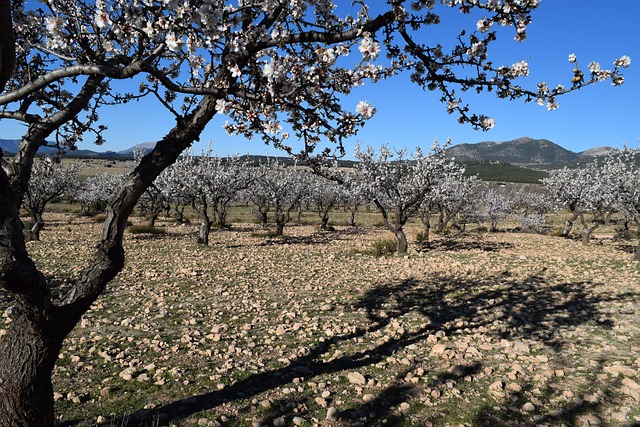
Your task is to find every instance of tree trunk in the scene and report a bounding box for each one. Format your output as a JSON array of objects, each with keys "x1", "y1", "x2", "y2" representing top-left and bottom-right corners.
[
  {"x1": 563, "y1": 212, "x2": 578, "y2": 238},
  {"x1": 395, "y1": 228, "x2": 408, "y2": 254},
  {"x1": 257, "y1": 206, "x2": 269, "y2": 227},
  {"x1": 0, "y1": 0, "x2": 16, "y2": 92},
  {"x1": 423, "y1": 214, "x2": 431, "y2": 243},
  {"x1": 275, "y1": 214, "x2": 286, "y2": 236},
  {"x1": 634, "y1": 221, "x2": 640, "y2": 262},
  {"x1": 25, "y1": 211, "x2": 45, "y2": 241},
  {"x1": 0, "y1": 311, "x2": 62, "y2": 426},
  {"x1": 580, "y1": 214, "x2": 599, "y2": 246},
  {"x1": 147, "y1": 212, "x2": 158, "y2": 227},
  {"x1": 320, "y1": 213, "x2": 329, "y2": 230},
  {"x1": 348, "y1": 208, "x2": 356, "y2": 227},
  {"x1": 435, "y1": 210, "x2": 445, "y2": 234}
]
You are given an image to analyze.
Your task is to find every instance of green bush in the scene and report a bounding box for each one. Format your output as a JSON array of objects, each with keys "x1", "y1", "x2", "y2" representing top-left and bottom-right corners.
[
  {"x1": 127, "y1": 224, "x2": 166, "y2": 235},
  {"x1": 415, "y1": 231, "x2": 429, "y2": 242},
  {"x1": 371, "y1": 238, "x2": 397, "y2": 257}
]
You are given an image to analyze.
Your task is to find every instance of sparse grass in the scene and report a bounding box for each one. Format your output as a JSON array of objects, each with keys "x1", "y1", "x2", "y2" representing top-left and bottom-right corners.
[
  {"x1": 1, "y1": 208, "x2": 639, "y2": 426},
  {"x1": 370, "y1": 237, "x2": 398, "y2": 256}
]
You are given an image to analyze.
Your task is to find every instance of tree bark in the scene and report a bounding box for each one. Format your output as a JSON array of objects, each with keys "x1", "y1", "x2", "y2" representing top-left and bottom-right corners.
[
  {"x1": 0, "y1": 310, "x2": 64, "y2": 426},
  {"x1": 275, "y1": 213, "x2": 286, "y2": 236},
  {"x1": 635, "y1": 221, "x2": 640, "y2": 262},
  {"x1": 395, "y1": 228, "x2": 408, "y2": 253},
  {"x1": 348, "y1": 208, "x2": 357, "y2": 227},
  {"x1": 28, "y1": 211, "x2": 45, "y2": 241},
  {"x1": 563, "y1": 212, "x2": 578, "y2": 238},
  {"x1": 579, "y1": 214, "x2": 599, "y2": 246},
  {"x1": 0, "y1": 0, "x2": 15, "y2": 92},
  {"x1": 320, "y1": 212, "x2": 329, "y2": 230}
]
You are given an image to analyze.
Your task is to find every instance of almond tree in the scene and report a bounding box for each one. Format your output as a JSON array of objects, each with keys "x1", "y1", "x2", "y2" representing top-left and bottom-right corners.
[
  {"x1": 356, "y1": 143, "x2": 460, "y2": 253},
  {"x1": 543, "y1": 163, "x2": 616, "y2": 244},
  {"x1": 342, "y1": 172, "x2": 368, "y2": 228},
  {"x1": 250, "y1": 160, "x2": 310, "y2": 236},
  {"x1": 23, "y1": 159, "x2": 81, "y2": 240},
  {"x1": 477, "y1": 187, "x2": 513, "y2": 232},
  {"x1": 0, "y1": 0, "x2": 631, "y2": 424},
  {"x1": 602, "y1": 148, "x2": 640, "y2": 260},
  {"x1": 307, "y1": 173, "x2": 344, "y2": 231},
  {"x1": 427, "y1": 167, "x2": 477, "y2": 238},
  {"x1": 75, "y1": 173, "x2": 126, "y2": 215}
]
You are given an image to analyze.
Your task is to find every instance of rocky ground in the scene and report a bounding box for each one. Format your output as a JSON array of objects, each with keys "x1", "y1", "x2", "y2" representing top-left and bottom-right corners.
[{"x1": 2, "y1": 213, "x2": 640, "y2": 426}]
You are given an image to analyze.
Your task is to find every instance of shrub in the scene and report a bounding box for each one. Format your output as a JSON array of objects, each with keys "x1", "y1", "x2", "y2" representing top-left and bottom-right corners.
[
  {"x1": 92, "y1": 214, "x2": 107, "y2": 223},
  {"x1": 415, "y1": 231, "x2": 429, "y2": 242},
  {"x1": 371, "y1": 238, "x2": 397, "y2": 257},
  {"x1": 127, "y1": 225, "x2": 166, "y2": 235}
]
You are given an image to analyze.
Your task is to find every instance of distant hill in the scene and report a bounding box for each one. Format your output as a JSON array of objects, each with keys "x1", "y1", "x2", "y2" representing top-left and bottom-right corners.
[
  {"x1": 463, "y1": 161, "x2": 548, "y2": 184},
  {"x1": 580, "y1": 146, "x2": 616, "y2": 157},
  {"x1": 0, "y1": 139, "x2": 157, "y2": 159},
  {"x1": 0, "y1": 139, "x2": 59, "y2": 155},
  {"x1": 445, "y1": 137, "x2": 582, "y2": 167}
]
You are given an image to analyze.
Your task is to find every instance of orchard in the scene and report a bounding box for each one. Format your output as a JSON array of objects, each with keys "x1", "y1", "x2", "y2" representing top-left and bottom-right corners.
[{"x1": 0, "y1": 0, "x2": 635, "y2": 425}]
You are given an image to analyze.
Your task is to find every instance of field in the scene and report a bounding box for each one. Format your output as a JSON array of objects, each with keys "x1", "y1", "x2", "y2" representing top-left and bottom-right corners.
[{"x1": 2, "y1": 210, "x2": 640, "y2": 427}]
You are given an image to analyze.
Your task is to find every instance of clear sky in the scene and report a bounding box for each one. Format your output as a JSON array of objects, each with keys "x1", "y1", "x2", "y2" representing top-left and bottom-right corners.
[{"x1": 1, "y1": 1, "x2": 638, "y2": 159}]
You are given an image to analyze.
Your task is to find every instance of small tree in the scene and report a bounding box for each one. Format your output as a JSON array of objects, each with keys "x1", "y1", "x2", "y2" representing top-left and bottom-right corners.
[
  {"x1": 356, "y1": 143, "x2": 459, "y2": 253},
  {"x1": 23, "y1": 159, "x2": 81, "y2": 240},
  {"x1": 543, "y1": 162, "x2": 616, "y2": 244},
  {"x1": 249, "y1": 159, "x2": 310, "y2": 236},
  {"x1": 307, "y1": 173, "x2": 343, "y2": 230},
  {"x1": 602, "y1": 148, "x2": 640, "y2": 260},
  {"x1": 75, "y1": 173, "x2": 126, "y2": 215},
  {"x1": 477, "y1": 187, "x2": 513, "y2": 232}
]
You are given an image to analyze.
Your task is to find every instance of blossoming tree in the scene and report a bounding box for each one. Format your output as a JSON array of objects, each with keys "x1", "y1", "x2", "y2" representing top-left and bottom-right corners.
[
  {"x1": 0, "y1": 0, "x2": 631, "y2": 424},
  {"x1": 22, "y1": 159, "x2": 82, "y2": 241},
  {"x1": 355, "y1": 142, "x2": 461, "y2": 253}
]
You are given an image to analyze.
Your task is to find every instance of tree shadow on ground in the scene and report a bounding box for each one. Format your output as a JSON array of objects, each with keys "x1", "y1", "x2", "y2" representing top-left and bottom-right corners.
[
  {"x1": 356, "y1": 273, "x2": 637, "y2": 350},
  {"x1": 471, "y1": 359, "x2": 636, "y2": 427},
  {"x1": 91, "y1": 273, "x2": 638, "y2": 427}
]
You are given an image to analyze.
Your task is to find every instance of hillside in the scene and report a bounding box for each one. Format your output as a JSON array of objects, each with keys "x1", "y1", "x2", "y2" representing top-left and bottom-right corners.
[
  {"x1": 445, "y1": 136, "x2": 581, "y2": 167},
  {"x1": 462, "y1": 161, "x2": 548, "y2": 184}
]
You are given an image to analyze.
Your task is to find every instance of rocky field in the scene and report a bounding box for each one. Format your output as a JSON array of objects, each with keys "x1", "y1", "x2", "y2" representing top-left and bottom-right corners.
[{"x1": 2, "y1": 213, "x2": 640, "y2": 427}]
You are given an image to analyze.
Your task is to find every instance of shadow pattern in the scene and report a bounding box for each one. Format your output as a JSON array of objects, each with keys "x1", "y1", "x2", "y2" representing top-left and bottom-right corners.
[{"x1": 72, "y1": 273, "x2": 639, "y2": 427}]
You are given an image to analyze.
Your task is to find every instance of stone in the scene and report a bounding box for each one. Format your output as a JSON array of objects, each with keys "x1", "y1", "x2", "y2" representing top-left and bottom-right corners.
[
  {"x1": 513, "y1": 341, "x2": 530, "y2": 354},
  {"x1": 326, "y1": 407, "x2": 340, "y2": 422},
  {"x1": 362, "y1": 394, "x2": 376, "y2": 403},
  {"x1": 430, "y1": 344, "x2": 446, "y2": 355},
  {"x1": 292, "y1": 416, "x2": 306, "y2": 426},
  {"x1": 347, "y1": 372, "x2": 366, "y2": 385},
  {"x1": 507, "y1": 383, "x2": 522, "y2": 393},
  {"x1": 522, "y1": 402, "x2": 535, "y2": 412},
  {"x1": 605, "y1": 365, "x2": 636, "y2": 377}
]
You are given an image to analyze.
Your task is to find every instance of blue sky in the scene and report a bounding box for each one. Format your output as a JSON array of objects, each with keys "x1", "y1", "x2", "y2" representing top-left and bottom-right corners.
[{"x1": 1, "y1": 1, "x2": 638, "y2": 159}]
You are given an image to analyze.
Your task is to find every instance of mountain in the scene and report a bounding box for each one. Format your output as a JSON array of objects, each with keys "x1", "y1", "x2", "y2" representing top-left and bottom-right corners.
[
  {"x1": 445, "y1": 137, "x2": 581, "y2": 167},
  {"x1": 580, "y1": 146, "x2": 616, "y2": 157},
  {"x1": 0, "y1": 139, "x2": 154, "y2": 159},
  {"x1": 0, "y1": 139, "x2": 59, "y2": 155},
  {"x1": 117, "y1": 141, "x2": 157, "y2": 156}
]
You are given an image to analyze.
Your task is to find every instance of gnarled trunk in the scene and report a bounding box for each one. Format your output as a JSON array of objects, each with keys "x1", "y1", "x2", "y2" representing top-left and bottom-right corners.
[
  {"x1": 395, "y1": 228, "x2": 408, "y2": 254},
  {"x1": 563, "y1": 212, "x2": 578, "y2": 238},
  {"x1": 0, "y1": 310, "x2": 63, "y2": 426}
]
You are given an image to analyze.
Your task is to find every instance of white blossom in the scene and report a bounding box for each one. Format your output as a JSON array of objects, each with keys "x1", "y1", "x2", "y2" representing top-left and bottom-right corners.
[{"x1": 356, "y1": 100, "x2": 376, "y2": 119}]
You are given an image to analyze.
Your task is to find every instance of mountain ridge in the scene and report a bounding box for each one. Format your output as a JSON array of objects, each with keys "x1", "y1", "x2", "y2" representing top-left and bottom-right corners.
[{"x1": 0, "y1": 137, "x2": 616, "y2": 167}]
